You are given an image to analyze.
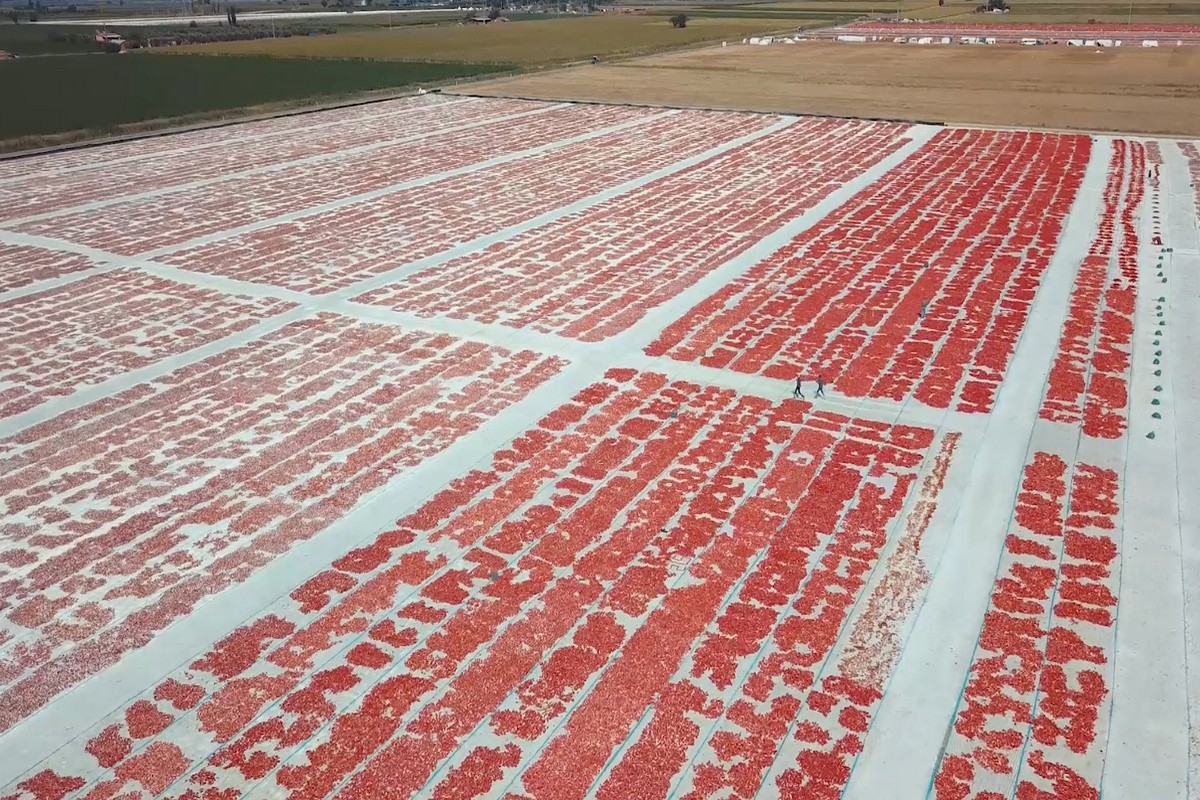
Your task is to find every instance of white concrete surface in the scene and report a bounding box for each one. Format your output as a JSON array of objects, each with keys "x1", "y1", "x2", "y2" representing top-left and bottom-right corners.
[{"x1": 0, "y1": 97, "x2": 1196, "y2": 800}]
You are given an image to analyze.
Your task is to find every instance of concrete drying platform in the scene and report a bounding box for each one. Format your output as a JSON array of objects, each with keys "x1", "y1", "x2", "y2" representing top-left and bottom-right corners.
[
  {"x1": 0, "y1": 94, "x2": 1198, "y2": 800},
  {"x1": 817, "y1": 20, "x2": 1200, "y2": 44}
]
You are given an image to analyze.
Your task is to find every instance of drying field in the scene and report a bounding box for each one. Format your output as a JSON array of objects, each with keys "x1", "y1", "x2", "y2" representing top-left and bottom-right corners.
[
  {"x1": 1, "y1": 94, "x2": 1199, "y2": 800},
  {"x1": 465, "y1": 40, "x2": 1200, "y2": 135},
  {"x1": 815, "y1": 19, "x2": 1200, "y2": 42}
]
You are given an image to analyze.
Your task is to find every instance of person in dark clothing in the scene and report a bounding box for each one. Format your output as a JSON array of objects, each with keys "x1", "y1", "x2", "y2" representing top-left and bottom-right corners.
[
  {"x1": 815, "y1": 376, "x2": 826, "y2": 398},
  {"x1": 793, "y1": 377, "x2": 805, "y2": 399}
]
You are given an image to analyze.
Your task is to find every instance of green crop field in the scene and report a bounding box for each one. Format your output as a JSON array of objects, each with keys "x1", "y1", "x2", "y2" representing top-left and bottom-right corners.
[
  {"x1": 0, "y1": 24, "x2": 100, "y2": 55},
  {"x1": 0, "y1": 54, "x2": 508, "y2": 142},
  {"x1": 178, "y1": 14, "x2": 803, "y2": 63}
]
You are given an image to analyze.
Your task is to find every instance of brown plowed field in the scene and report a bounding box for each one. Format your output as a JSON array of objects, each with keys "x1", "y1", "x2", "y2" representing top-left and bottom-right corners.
[{"x1": 461, "y1": 41, "x2": 1200, "y2": 135}]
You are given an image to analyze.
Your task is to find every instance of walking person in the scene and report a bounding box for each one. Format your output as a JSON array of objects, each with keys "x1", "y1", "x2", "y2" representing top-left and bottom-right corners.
[
  {"x1": 919, "y1": 299, "x2": 929, "y2": 319},
  {"x1": 815, "y1": 375, "x2": 826, "y2": 399},
  {"x1": 793, "y1": 377, "x2": 805, "y2": 399}
]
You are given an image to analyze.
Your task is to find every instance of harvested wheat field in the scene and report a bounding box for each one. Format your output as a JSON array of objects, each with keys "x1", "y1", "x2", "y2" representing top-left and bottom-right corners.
[
  {"x1": 177, "y1": 15, "x2": 803, "y2": 65},
  {"x1": 465, "y1": 41, "x2": 1200, "y2": 135}
]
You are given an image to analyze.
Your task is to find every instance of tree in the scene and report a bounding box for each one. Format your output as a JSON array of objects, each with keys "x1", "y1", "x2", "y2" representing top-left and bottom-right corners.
[
  {"x1": 669, "y1": 13, "x2": 687, "y2": 27},
  {"x1": 8, "y1": 9, "x2": 19, "y2": 24},
  {"x1": 487, "y1": 6, "x2": 499, "y2": 18},
  {"x1": 226, "y1": 4, "x2": 237, "y2": 25}
]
